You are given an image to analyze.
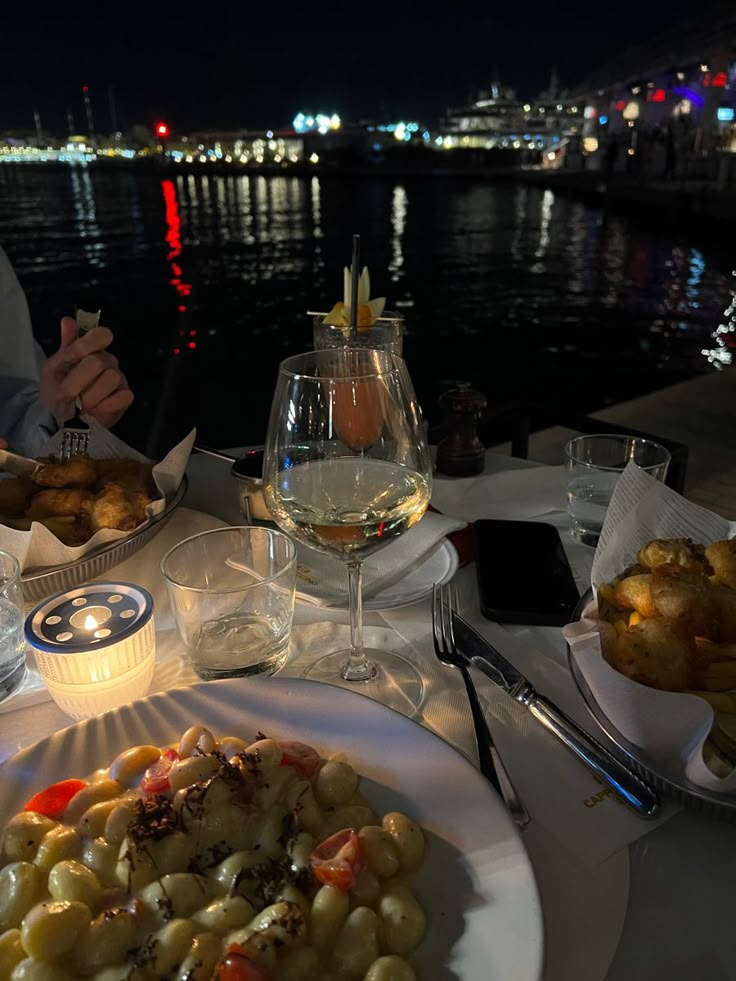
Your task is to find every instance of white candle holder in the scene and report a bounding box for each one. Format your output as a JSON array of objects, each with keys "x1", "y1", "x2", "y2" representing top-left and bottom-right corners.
[{"x1": 25, "y1": 582, "x2": 156, "y2": 720}]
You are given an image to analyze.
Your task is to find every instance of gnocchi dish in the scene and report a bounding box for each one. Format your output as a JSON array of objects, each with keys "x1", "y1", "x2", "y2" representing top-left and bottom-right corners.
[{"x1": 0, "y1": 726, "x2": 426, "y2": 981}]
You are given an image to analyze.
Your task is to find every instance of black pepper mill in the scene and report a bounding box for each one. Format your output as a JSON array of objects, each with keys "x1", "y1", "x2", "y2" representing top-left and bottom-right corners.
[{"x1": 436, "y1": 383, "x2": 487, "y2": 476}]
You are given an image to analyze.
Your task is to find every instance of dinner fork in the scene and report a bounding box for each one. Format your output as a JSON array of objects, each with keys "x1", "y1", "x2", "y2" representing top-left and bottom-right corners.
[
  {"x1": 59, "y1": 309, "x2": 100, "y2": 461},
  {"x1": 59, "y1": 399, "x2": 89, "y2": 462},
  {"x1": 432, "y1": 583, "x2": 530, "y2": 830}
]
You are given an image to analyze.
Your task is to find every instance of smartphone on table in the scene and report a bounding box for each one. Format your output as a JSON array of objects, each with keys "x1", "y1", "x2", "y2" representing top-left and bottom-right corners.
[{"x1": 473, "y1": 519, "x2": 580, "y2": 626}]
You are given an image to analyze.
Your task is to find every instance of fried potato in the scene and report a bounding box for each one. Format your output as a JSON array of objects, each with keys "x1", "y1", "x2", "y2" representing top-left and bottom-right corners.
[
  {"x1": 89, "y1": 482, "x2": 150, "y2": 532},
  {"x1": 597, "y1": 582, "x2": 618, "y2": 605},
  {"x1": 638, "y1": 537, "x2": 706, "y2": 574},
  {"x1": 0, "y1": 476, "x2": 37, "y2": 516},
  {"x1": 601, "y1": 617, "x2": 696, "y2": 691},
  {"x1": 695, "y1": 660, "x2": 736, "y2": 692},
  {"x1": 649, "y1": 563, "x2": 720, "y2": 638},
  {"x1": 711, "y1": 585, "x2": 736, "y2": 643},
  {"x1": 694, "y1": 638, "x2": 736, "y2": 664},
  {"x1": 94, "y1": 459, "x2": 156, "y2": 496},
  {"x1": 1, "y1": 454, "x2": 155, "y2": 547},
  {"x1": 39, "y1": 517, "x2": 89, "y2": 546},
  {"x1": 35, "y1": 455, "x2": 97, "y2": 489},
  {"x1": 612, "y1": 574, "x2": 658, "y2": 618},
  {"x1": 0, "y1": 515, "x2": 32, "y2": 531},
  {"x1": 705, "y1": 539, "x2": 736, "y2": 590},
  {"x1": 599, "y1": 536, "x2": 736, "y2": 704},
  {"x1": 26, "y1": 488, "x2": 92, "y2": 520},
  {"x1": 686, "y1": 690, "x2": 736, "y2": 713}
]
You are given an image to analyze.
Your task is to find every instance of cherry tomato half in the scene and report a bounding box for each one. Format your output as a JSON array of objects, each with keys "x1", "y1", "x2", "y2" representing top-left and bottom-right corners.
[
  {"x1": 309, "y1": 828, "x2": 362, "y2": 891},
  {"x1": 214, "y1": 944, "x2": 273, "y2": 981},
  {"x1": 278, "y1": 740, "x2": 321, "y2": 779},
  {"x1": 23, "y1": 779, "x2": 88, "y2": 819},
  {"x1": 140, "y1": 747, "x2": 179, "y2": 795}
]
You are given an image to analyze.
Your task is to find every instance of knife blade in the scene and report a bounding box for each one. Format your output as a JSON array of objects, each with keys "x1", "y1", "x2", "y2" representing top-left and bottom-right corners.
[
  {"x1": 0, "y1": 449, "x2": 44, "y2": 481},
  {"x1": 451, "y1": 614, "x2": 661, "y2": 819}
]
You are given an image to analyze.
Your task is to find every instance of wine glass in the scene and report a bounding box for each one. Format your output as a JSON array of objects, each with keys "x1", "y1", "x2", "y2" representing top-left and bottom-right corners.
[{"x1": 262, "y1": 347, "x2": 432, "y2": 711}]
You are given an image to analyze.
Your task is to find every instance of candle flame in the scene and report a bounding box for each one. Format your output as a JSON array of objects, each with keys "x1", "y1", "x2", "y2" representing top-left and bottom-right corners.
[{"x1": 84, "y1": 614, "x2": 98, "y2": 630}]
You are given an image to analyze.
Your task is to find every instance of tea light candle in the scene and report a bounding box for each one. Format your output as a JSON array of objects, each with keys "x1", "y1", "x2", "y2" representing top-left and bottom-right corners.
[{"x1": 25, "y1": 582, "x2": 156, "y2": 720}]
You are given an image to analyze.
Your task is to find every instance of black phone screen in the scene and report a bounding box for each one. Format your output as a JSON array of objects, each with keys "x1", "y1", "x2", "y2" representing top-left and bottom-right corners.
[{"x1": 473, "y1": 519, "x2": 580, "y2": 626}]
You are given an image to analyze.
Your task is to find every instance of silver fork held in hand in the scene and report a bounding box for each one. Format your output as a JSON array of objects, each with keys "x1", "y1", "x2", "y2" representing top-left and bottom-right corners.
[{"x1": 60, "y1": 308, "x2": 99, "y2": 461}]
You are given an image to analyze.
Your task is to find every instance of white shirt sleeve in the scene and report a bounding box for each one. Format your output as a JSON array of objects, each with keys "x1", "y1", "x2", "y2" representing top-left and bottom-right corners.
[{"x1": 0, "y1": 246, "x2": 57, "y2": 457}]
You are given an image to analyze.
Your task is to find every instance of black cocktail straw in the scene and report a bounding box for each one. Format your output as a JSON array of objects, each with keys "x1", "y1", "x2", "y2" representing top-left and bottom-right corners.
[{"x1": 349, "y1": 233, "x2": 360, "y2": 341}]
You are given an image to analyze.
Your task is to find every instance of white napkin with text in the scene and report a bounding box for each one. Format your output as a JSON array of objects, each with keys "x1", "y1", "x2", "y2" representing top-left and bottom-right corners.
[{"x1": 564, "y1": 462, "x2": 736, "y2": 794}]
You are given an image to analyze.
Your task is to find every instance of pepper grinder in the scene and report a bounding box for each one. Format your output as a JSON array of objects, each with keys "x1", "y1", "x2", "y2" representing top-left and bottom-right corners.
[{"x1": 436, "y1": 383, "x2": 487, "y2": 476}]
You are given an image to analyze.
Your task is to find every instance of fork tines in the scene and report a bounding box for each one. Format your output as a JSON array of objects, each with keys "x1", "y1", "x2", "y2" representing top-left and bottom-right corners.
[
  {"x1": 60, "y1": 401, "x2": 89, "y2": 462},
  {"x1": 58, "y1": 307, "x2": 98, "y2": 461}
]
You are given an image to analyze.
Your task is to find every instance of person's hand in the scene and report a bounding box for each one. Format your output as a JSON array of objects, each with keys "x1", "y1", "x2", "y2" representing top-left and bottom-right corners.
[{"x1": 40, "y1": 317, "x2": 134, "y2": 429}]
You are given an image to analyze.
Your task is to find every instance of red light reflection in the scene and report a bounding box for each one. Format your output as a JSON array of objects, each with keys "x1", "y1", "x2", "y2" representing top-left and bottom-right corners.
[{"x1": 162, "y1": 179, "x2": 196, "y2": 356}]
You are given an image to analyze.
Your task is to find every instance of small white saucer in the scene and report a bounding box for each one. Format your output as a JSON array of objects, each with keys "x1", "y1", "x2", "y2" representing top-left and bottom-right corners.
[{"x1": 296, "y1": 539, "x2": 459, "y2": 611}]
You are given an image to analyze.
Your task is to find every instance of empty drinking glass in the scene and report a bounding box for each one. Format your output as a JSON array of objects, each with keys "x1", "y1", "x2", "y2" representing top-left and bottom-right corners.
[
  {"x1": 0, "y1": 549, "x2": 27, "y2": 700},
  {"x1": 565, "y1": 434, "x2": 671, "y2": 546},
  {"x1": 161, "y1": 526, "x2": 297, "y2": 679}
]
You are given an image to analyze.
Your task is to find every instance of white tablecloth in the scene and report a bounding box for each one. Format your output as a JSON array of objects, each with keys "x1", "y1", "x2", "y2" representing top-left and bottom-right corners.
[
  {"x1": 3, "y1": 450, "x2": 734, "y2": 981},
  {"x1": 186, "y1": 451, "x2": 736, "y2": 981}
]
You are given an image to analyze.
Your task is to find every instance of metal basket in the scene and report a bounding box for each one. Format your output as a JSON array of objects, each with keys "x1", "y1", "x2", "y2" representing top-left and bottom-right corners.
[
  {"x1": 20, "y1": 477, "x2": 188, "y2": 605},
  {"x1": 568, "y1": 588, "x2": 736, "y2": 821}
]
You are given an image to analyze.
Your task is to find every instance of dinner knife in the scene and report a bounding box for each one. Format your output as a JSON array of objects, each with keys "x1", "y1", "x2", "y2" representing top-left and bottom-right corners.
[
  {"x1": 0, "y1": 449, "x2": 44, "y2": 481},
  {"x1": 451, "y1": 614, "x2": 661, "y2": 819}
]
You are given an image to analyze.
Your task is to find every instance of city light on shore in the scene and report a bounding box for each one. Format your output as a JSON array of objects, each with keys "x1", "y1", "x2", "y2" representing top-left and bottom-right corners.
[{"x1": 3, "y1": 45, "x2": 736, "y2": 173}]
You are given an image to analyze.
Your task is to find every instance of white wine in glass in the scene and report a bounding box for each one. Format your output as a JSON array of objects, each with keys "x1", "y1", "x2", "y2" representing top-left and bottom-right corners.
[{"x1": 262, "y1": 347, "x2": 432, "y2": 711}]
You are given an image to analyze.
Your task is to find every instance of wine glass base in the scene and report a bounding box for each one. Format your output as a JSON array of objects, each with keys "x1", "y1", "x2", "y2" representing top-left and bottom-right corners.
[{"x1": 302, "y1": 649, "x2": 424, "y2": 715}]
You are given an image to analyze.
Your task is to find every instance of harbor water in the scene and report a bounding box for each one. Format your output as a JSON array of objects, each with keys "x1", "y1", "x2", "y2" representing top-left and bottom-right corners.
[{"x1": 0, "y1": 166, "x2": 733, "y2": 454}]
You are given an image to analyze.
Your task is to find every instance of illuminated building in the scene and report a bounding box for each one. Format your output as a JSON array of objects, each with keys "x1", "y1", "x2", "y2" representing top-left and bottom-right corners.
[
  {"x1": 570, "y1": 2, "x2": 736, "y2": 169},
  {"x1": 167, "y1": 130, "x2": 303, "y2": 166},
  {"x1": 439, "y1": 78, "x2": 583, "y2": 153},
  {"x1": 292, "y1": 112, "x2": 341, "y2": 134}
]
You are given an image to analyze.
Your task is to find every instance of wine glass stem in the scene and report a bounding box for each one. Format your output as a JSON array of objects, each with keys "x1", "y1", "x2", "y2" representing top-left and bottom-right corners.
[{"x1": 342, "y1": 559, "x2": 377, "y2": 683}]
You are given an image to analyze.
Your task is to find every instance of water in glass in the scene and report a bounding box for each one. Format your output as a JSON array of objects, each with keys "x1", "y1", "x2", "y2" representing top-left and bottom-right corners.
[
  {"x1": 0, "y1": 550, "x2": 26, "y2": 699},
  {"x1": 566, "y1": 471, "x2": 622, "y2": 546},
  {"x1": 161, "y1": 526, "x2": 297, "y2": 681},
  {"x1": 193, "y1": 611, "x2": 291, "y2": 680},
  {"x1": 564, "y1": 433, "x2": 670, "y2": 548}
]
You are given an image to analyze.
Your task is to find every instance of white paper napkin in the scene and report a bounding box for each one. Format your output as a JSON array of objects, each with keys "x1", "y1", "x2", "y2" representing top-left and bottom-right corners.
[
  {"x1": 563, "y1": 462, "x2": 736, "y2": 794},
  {"x1": 1, "y1": 422, "x2": 195, "y2": 571},
  {"x1": 293, "y1": 511, "x2": 466, "y2": 607},
  {"x1": 430, "y1": 465, "x2": 568, "y2": 521}
]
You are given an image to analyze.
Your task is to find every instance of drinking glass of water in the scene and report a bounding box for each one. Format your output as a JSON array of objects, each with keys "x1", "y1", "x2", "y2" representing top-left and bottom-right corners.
[
  {"x1": 565, "y1": 434, "x2": 671, "y2": 547},
  {"x1": 161, "y1": 526, "x2": 297, "y2": 679},
  {"x1": 0, "y1": 549, "x2": 27, "y2": 700}
]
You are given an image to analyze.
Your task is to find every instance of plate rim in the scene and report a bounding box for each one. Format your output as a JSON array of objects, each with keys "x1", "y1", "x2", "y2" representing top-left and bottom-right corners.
[
  {"x1": 0, "y1": 674, "x2": 545, "y2": 980},
  {"x1": 302, "y1": 538, "x2": 459, "y2": 612},
  {"x1": 568, "y1": 589, "x2": 736, "y2": 818}
]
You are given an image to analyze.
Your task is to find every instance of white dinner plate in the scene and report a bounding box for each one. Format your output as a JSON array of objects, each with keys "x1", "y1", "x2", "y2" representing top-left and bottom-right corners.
[
  {"x1": 298, "y1": 539, "x2": 459, "y2": 611},
  {"x1": 0, "y1": 676, "x2": 544, "y2": 981}
]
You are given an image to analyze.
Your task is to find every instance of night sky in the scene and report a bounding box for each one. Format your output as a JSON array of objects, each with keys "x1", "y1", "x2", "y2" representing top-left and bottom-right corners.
[{"x1": 1, "y1": 0, "x2": 713, "y2": 135}]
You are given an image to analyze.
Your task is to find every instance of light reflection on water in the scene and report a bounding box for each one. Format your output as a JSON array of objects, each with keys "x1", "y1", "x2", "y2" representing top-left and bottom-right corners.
[{"x1": 0, "y1": 166, "x2": 732, "y2": 450}]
